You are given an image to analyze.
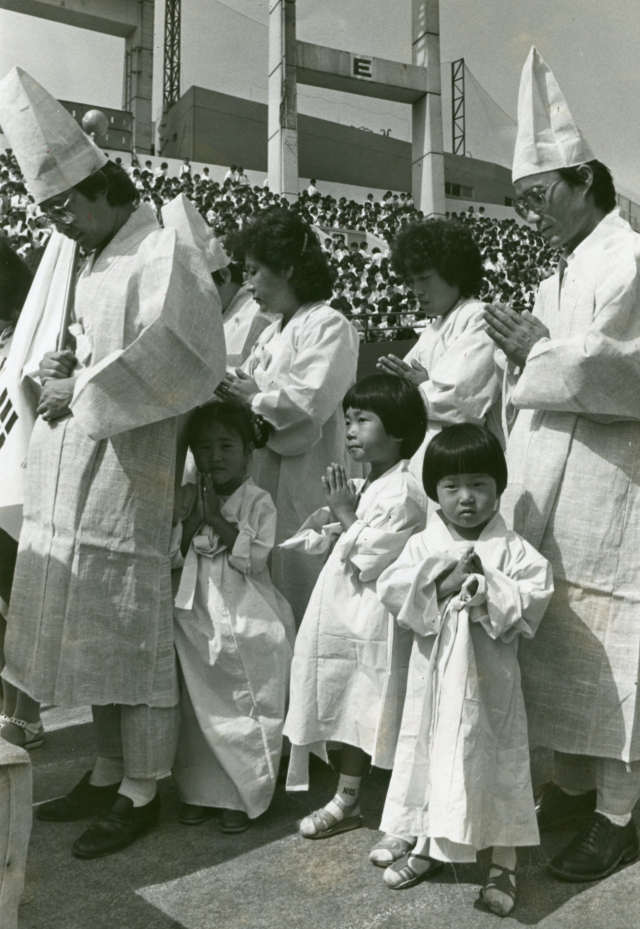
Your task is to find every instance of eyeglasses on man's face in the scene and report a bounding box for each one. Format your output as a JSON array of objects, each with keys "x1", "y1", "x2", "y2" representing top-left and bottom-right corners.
[
  {"x1": 514, "y1": 178, "x2": 563, "y2": 222},
  {"x1": 40, "y1": 192, "x2": 77, "y2": 225}
]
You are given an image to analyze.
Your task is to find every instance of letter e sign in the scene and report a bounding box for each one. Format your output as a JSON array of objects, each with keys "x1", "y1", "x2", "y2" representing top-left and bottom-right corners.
[{"x1": 351, "y1": 55, "x2": 374, "y2": 80}]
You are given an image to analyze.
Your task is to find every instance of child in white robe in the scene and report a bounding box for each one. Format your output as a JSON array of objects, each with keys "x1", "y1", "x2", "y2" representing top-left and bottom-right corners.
[
  {"x1": 375, "y1": 424, "x2": 553, "y2": 916},
  {"x1": 282, "y1": 375, "x2": 427, "y2": 839},
  {"x1": 171, "y1": 403, "x2": 295, "y2": 833}
]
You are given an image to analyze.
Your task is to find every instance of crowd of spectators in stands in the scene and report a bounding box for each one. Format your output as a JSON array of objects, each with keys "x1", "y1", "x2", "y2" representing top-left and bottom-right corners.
[{"x1": 0, "y1": 148, "x2": 558, "y2": 341}]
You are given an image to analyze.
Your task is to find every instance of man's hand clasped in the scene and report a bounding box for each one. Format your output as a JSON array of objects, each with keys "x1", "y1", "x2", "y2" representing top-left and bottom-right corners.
[
  {"x1": 37, "y1": 349, "x2": 78, "y2": 422},
  {"x1": 483, "y1": 303, "x2": 550, "y2": 368}
]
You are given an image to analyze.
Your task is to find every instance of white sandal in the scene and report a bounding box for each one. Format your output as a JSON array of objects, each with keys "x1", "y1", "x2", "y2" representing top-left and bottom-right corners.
[{"x1": 1, "y1": 717, "x2": 44, "y2": 750}]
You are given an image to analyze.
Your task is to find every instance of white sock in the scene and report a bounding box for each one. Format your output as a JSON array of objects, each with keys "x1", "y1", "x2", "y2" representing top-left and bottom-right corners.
[
  {"x1": 407, "y1": 835, "x2": 433, "y2": 874},
  {"x1": 89, "y1": 756, "x2": 124, "y2": 787},
  {"x1": 324, "y1": 773, "x2": 361, "y2": 818},
  {"x1": 597, "y1": 808, "x2": 632, "y2": 827},
  {"x1": 118, "y1": 776, "x2": 157, "y2": 808}
]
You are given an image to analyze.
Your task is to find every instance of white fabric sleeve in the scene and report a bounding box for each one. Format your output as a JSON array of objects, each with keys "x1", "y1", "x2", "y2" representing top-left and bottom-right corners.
[
  {"x1": 377, "y1": 535, "x2": 457, "y2": 635},
  {"x1": 227, "y1": 491, "x2": 277, "y2": 575},
  {"x1": 279, "y1": 506, "x2": 342, "y2": 554},
  {"x1": 70, "y1": 229, "x2": 226, "y2": 440},
  {"x1": 419, "y1": 310, "x2": 501, "y2": 425},
  {"x1": 336, "y1": 481, "x2": 425, "y2": 583},
  {"x1": 513, "y1": 243, "x2": 640, "y2": 419},
  {"x1": 247, "y1": 311, "x2": 359, "y2": 456},
  {"x1": 469, "y1": 548, "x2": 554, "y2": 643}
]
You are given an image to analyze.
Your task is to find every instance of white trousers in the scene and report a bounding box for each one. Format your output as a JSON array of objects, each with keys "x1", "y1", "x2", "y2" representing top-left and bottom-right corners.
[{"x1": 92, "y1": 703, "x2": 179, "y2": 780}]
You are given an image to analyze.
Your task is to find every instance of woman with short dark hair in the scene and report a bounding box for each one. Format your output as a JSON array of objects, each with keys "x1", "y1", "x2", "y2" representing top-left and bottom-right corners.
[
  {"x1": 217, "y1": 208, "x2": 360, "y2": 623},
  {"x1": 377, "y1": 219, "x2": 503, "y2": 497}
]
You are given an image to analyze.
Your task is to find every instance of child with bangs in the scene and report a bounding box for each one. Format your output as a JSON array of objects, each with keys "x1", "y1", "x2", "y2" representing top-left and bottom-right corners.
[
  {"x1": 281, "y1": 374, "x2": 427, "y2": 840},
  {"x1": 171, "y1": 402, "x2": 295, "y2": 834},
  {"x1": 374, "y1": 424, "x2": 553, "y2": 917}
]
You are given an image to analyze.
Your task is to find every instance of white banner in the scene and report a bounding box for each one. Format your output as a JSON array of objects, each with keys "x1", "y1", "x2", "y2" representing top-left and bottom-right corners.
[{"x1": 0, "y1": 231, "x2": 77, "y2": 539}]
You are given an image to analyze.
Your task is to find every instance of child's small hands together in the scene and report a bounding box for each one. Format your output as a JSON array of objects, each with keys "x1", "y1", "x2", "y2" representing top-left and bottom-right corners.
[
  {"x1": 322, "y1": 463, "x2": 358, "y2": 529},
  {"x1": 436, "y1": 547, "x2": 483, "y2": 599},
  {"x1": 201, "y1": 472, "x2": 222, "y2": 525}
]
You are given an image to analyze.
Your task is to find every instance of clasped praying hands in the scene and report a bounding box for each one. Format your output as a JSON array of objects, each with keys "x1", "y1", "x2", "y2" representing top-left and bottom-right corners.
[
  {"x1": 214, "y1": 369, "x2": 260, "y2": 406},
  {"x1": 483, "y1": 303, "x2": 550, "y2": 368}
]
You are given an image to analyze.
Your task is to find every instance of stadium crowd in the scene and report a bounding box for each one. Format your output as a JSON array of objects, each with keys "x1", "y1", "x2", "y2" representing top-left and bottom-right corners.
[
  {"x1": 0, "y1": 147, "x2": 558, "y2": 340},
  {"x1": 2, "y1": 46, "x2": 639, "y2": 927}
]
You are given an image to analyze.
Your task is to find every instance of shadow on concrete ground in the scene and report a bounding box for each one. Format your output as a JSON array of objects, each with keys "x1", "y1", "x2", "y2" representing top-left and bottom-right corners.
[{"x1": 16, "y1": 721, "x2": 640, "y2": 929}]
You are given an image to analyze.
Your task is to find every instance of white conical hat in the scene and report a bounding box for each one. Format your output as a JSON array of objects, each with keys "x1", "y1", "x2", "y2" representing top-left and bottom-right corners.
[
  {"x1": 512, "y1": 47, "x2": 595, "y2": 182},
  {"x1": 0, "y1": 67, "x2": 108, "y2": 204},
  {"x1": 161, "y1": 193, "x2": 229, "y2": 273}
]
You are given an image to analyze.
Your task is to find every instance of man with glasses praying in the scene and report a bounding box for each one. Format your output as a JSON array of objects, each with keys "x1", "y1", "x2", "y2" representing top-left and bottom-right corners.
[
  {"x1": 0, "y1": 68, "x2": 226, "y2": 860},
  {"x1": 484, "y1": 48, "x2": 640, "y2": 885}
]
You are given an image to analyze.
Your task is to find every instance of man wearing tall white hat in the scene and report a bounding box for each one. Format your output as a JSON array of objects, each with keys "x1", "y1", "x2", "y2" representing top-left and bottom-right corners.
[
  {"x1": 485, "y1": 47, "x2": 640, "y2": 884},
  {"x1": 0, "y1": 68, "x2": 226, "y2": 859}
]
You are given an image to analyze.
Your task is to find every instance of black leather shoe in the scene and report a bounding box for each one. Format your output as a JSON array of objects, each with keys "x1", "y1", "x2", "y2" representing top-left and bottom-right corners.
[
  {"x1": 220, "y1": 809, "x2": 250, "y2": 834},
  {"x1": 72, "y1": 792, "x2": 161, "y2": 859},
  {"x1": 37, "y1": 771, "x2": 121, "y2": 822},
  {"x1": 548, "y1": 812, "x2": 639, "y2": 882},
  {"x1": 535, "y1": 781, "x2": 596, "y2": 832},
  {"x1": 179, "y1": 803, "x2": 213, "y2": 826}
]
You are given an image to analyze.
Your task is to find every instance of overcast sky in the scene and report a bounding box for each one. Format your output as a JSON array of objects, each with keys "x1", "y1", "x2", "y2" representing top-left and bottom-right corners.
[{"x1": 0, "y1": 0, "x2": 638, "y2": 198}]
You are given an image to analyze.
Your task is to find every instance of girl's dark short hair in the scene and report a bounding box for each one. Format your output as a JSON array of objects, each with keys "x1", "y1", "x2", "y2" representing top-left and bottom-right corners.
[
  {"x1": 74, "y1": 160, "x2": 138, "y2": 207},
  {"x1": 390, "y1": 219, "x2": 484, "y2": 297},
  {"x1": 342, "y1": 374, "x2": 427, "y2": 459},
  {"x1": 226, "y1": 208, "x2": 335, "y2": 304},
  {"x1": 557, "y1": 160, "x2": 616, "y2": 214},
  {"x1": 187, "y1": 402, "x2": 270, "y2": 451},
  {"x1": 422, "y1": 424, "x2": 508, "y2": 501},
  {"x1": 0, "y1": 236, "x2": 32, "y2": 319},
  {"x1": 211, "y1": 260, "x2": 244, "y2": 287}
]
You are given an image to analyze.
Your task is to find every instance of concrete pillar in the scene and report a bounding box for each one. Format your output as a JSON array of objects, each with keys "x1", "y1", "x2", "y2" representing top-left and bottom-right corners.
[
  {"x1": 268, "y1": 0, "x2": 299, "y2": 200},
  {"x1": 411, "y1": 0, "x2": 445, "y2": 216},
  {"x1": 125, "y1": 0, "x2": 155, "y2": 154},
  {"x1": 0, "y1": 741, "x2": 32, "y2": 929}
]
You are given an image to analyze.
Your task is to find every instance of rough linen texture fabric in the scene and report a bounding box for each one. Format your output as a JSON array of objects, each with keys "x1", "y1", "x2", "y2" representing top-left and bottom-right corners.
[
  {"x1": 378, "y1": 512, "x2": 553, "y2": 859},
  {"x1": 282, "y1": 460, "x2": 426, "y2": 790},
  {"x1": 242, "y1": 301, "x2": 359, "y2": 624},
  {"x1": 501, "y1": 209, "x2": 640, "y2": 762},
  {"x1": 4, "y1": 204, "x2": 226, "y2": 707}
]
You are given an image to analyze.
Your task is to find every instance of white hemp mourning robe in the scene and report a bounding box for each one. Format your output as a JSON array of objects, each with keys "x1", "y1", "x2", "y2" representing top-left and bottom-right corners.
[
  {"x1": 501, "y1": 210, "x2": 640, "y2": 762},
  {"x1": 282, "y1": 461, "x2": 425, "y2": 790},
  {"x1": 4, "y1": 204, "x2": 226, "y2": 707},
  {"x1": 378, "y1": 512, "x2": 553, "y2": 860},
  {"x1": 172, "y1": 479, "x2": 294, "y2": 818},
  {"x1": 242, "y1": 302, "x2": 359, "y2": 623}
]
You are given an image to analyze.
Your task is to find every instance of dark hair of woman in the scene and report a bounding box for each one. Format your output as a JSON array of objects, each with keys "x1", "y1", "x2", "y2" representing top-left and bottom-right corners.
[
  {"x1": 391, "y1": 219, "x2": 484, "y2": 297},
  {"x1": 557, "y1": 160, "x2": 616, "y2": 214},
  {"x1": 0, "y1": 235, "x2": 33, "y2": 320},
  {"x1": 187, "y1": 401, "x2": 271, "y2": 452},
  {"x1": 74, "y1": 160, "x2": 139, "y2": 207},
  {"x1": 226, "y1": 207, "x2": 335, "y2": 304},
  {"x1": 422, "y1": 423, "x2": 508, "y2": 501},
  {"x1": 342, "y1": 373, "x2": 427, "y2": 459}
]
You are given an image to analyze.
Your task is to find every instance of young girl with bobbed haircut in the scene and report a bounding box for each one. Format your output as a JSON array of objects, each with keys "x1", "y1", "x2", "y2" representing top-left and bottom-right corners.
[
  {"x1": 374, "y1": 424, "x2": 553, "y2": 917},
  {"x1": 377, "y1": 219, "x2": 504, "y2": 488},
  {"x1": 281, "y1": 374, "x2": 427, "y2": 839},
  {"x1": 171, "y1": 402, "x2": 295, "y2": 834},
  {"x1": 216, "y1": 208, "x2": 359, "y2": 625}
]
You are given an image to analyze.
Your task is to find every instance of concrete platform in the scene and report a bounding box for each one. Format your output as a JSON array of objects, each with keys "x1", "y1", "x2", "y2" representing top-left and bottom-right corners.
[{"x1": 17, "y1": 708, "x2": 640, "y2": 929}]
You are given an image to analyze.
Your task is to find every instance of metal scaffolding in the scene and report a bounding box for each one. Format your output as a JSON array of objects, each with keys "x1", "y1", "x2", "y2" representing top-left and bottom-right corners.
[
  {"x1": 163, "y1": 0, "x2": 181, "y2": 108},
  {"x1": 451, "y1": 58, "x2": 466, "y2": 155}
]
